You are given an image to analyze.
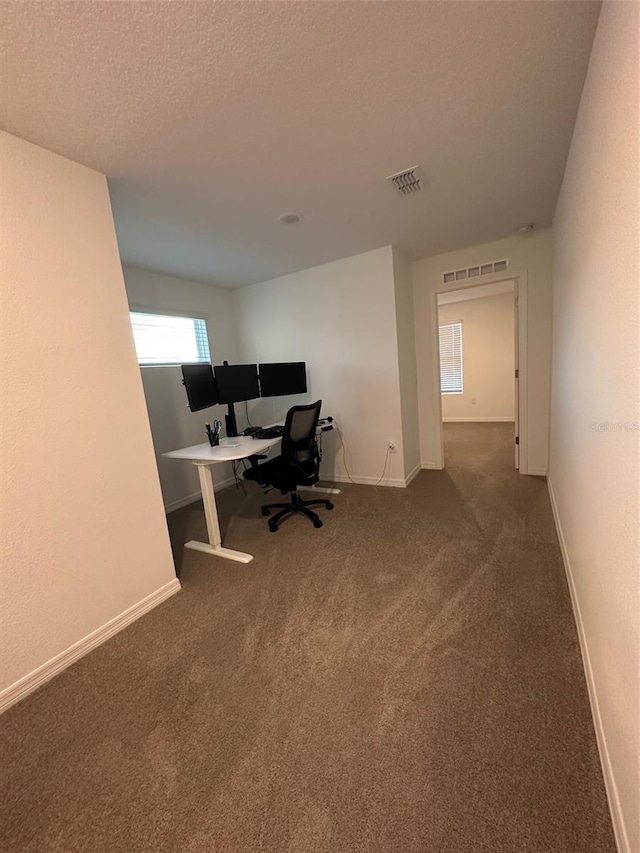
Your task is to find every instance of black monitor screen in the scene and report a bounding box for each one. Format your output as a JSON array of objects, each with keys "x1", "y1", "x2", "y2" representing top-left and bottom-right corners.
[
  {"x1": 214, "y1": 363, "x2": 260, "y2": 403},
  {"x1": 259, "y1": 362, "x2": 307, "y2": 397},
  {"x1": 181, "y1": 364, "x2": 218, "y2": 412}
]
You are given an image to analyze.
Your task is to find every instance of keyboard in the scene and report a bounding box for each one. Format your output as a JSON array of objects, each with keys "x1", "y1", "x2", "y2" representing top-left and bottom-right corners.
[{"x1": 251, "y1": 425, "x2": 285, "y2": 439}]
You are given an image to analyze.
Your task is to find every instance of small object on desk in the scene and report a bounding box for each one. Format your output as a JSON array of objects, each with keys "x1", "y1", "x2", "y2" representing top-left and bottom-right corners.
[
  {"x1": 243, "y1": 425, "x2": 262, "y2": 435},
  {"x1": 206, "y1": 420, "x2": 221, "y2": 447}
]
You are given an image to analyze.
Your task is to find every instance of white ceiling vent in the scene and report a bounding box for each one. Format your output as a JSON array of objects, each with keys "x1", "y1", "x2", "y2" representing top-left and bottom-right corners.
[
  {"x1": 442, "y1": 258, "x2": 509, "y2": 284},
  {"x1": 386, "y1": 166, "x2": 423, "y2": 196}
]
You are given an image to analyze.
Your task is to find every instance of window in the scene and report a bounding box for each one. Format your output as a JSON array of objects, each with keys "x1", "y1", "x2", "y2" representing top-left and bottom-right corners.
[
  {"x1": 439, "y1": 321, "x2": 463, "y2": 394},
  {"x1": 130, "y1": 311, "x2": 211, "y2": 366}
]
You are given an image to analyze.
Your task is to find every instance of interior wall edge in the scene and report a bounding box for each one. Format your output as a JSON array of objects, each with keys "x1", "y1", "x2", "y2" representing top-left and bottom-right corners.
[
  {"x1": 547, "y1": 477, "x2": 630, "y2": 853},
  {"x1": 404, "y1": 464, "x2": 422, "y2": 487},
  {"x1": 0, "y1": 579, "x2": 181, "y2": 716}
]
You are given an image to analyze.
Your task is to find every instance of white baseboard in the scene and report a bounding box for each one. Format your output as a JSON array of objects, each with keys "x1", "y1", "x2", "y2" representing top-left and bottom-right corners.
[
  {"x1": 323, "y1": 472, "x2": 406, "y2": 488},
  {"x1": 164, "y1": 476, "x2": 236, "y2": 514},
  {"x1": 420, "y1": 462, "x2": 443, "y2": 470},
  {"x1": 547, "y1": 478, "x2": 630, "y2": 853},
  {"x1": 164, "y1": 491, "x2": 202, "y2": 513},
  {"x1": 526, "y1": 467, "x2": 547, "y2": 477},
  {"x1": 442, "y1": 417, "x2": 515, "y2": 423},
  {"x1": 0, "y1": 578, "x2": 181, "y2": 715},
  {"x1": 404, "y1": 464, "x2": 422, "y2": 486},
  {"x1": 174, "y1": 470, "x2": 409, "y2": 498},
  {"x1": 214, "y1": 475, "x2": 236, "y2": 492}
]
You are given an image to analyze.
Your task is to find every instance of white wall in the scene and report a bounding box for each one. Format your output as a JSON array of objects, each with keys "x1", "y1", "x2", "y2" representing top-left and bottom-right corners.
[
  {"x1": 438, "y1": 291, "x2": 515, "y2": 422},
  {"x1": 548, "y1": 4, "x2": 639, "y2": 851},
  {"x1": 123, "y1": 266, "x2": 240, "y2": 510},
  {"x1": 233, "y1": 247, "x2": 409, "y2": 485},
  {"x1": 413, "y1": 229, "x2": 553, "y2": 473},
  {"x1": 392, "y1": 247, "x2": 421, "y2": 481},
  {"x1": 0, "y1": 133, "x2": 178, "y2": 709}
]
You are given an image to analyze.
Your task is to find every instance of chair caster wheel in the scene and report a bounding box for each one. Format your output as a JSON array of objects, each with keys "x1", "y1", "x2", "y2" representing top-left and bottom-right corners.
[
  {"x1": 326, "y1": 502, "x2": 334, "y2": 510},
  {"x1": 313, "y1": 519, "x2": 323, "y2": 528},
  {"x1": 261, "y1": 508, "x2": 270, "y2": 516},
  {"x1": 268, "y1": 521, "x2": 278, "y2": 533}
]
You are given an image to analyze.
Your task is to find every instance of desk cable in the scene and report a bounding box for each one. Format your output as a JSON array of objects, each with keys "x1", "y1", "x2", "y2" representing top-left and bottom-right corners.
[
  {"x1": 374, "y1": 446, "x2": 392, "y2": 486},
  {"x1": 331, "y1": 419, "x2": 357, "y2": 484},
  {"x1": 232, "y1": 459, "x2": 247, "y2": 495},
  {"x1": 332, "y1": 419, "x2": 391, "y2": 486}
]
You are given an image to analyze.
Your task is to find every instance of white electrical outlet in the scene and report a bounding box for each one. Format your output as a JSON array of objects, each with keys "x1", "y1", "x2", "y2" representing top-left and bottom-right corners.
[{"x1": 388, "y1": 440, "x2": 396, "y2": 451}]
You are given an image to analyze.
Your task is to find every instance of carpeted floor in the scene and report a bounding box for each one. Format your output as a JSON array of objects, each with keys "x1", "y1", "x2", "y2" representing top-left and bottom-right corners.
[{"x1": 0, "y1": 423, "x2": 616, "y2": 852}]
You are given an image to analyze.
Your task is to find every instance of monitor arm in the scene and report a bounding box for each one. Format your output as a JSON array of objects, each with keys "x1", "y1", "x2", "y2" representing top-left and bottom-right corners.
[{"x1": 225, "y1": 403, "x2": 239, "y2": 438}]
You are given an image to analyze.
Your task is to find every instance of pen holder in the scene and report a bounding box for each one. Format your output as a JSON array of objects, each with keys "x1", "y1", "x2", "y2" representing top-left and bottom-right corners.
[{"x1": 206, "y1": 425, "x2": 220, "y2": 447}]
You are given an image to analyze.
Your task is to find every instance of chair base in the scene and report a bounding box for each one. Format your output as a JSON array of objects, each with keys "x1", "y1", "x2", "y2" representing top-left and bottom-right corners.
[{"x1": 261, "y1": 491, "x2": 333, "y2": 532}]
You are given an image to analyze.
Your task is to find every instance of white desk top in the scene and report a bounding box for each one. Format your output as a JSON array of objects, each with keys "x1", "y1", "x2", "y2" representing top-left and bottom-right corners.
[{"x1": 163, "y1": 435, "x2": 280, "y2": 464}]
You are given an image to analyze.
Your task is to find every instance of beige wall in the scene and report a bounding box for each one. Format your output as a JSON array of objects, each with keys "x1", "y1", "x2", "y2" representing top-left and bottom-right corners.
[
  {"x1": 233, "y1": 247, "x2": 409, "y2": 486},
  {"x1": 123, "y1": 266, "x2": 240, "y2": 510},
  {"x1": 0, "y1": 133, "x2": 178, "y2": 708},
  {"x1": 439, "y1": 291, "x2": 515, "y2": 422},
  {"x1": 393, "y1": 247, "x2": 421, "y2": 479},
  {"x1": 549, "y1": 3, "x2": 639, "y2": 851},
  {"x1": 413, "y1": 229, "x2": 553, "y2": 474}
]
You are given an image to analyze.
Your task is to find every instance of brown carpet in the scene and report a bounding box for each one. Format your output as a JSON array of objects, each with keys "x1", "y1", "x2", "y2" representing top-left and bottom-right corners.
[{"x1": 0, "y1": 423, "x2": 616, "y2": 852}]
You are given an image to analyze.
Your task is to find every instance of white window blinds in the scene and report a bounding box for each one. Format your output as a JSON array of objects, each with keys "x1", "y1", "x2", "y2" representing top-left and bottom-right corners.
[
  {"x1": 439, "y1": 321, "x2": 463, "y2": 394},
  {"x1": 130, "y1": 312, "x2": 211, "y2": 366}
]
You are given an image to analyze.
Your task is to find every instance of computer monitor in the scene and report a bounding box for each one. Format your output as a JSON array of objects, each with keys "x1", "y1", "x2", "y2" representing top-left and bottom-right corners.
[
  {"x1": 259, "y1": 362, "x2": 307, "y2": 397},
  {"x1": 214, "y1": 363, "x2": 260, "y2": 404},
  {"x1": 181, "y1": 364, "x2": 218, "y2": 412}
]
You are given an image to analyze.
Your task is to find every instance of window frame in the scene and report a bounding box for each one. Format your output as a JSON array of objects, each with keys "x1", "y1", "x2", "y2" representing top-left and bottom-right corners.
[
  {"x1": 439, "y1": 320, "x2": 464, "y2": 395},
  {"x1": 129, "y1": 305, "x2": 211, "y2": 368}
]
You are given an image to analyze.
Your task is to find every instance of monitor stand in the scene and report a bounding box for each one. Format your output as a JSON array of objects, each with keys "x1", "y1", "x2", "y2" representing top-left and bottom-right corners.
[{"x1": 225, "y1": 402, "x2": 239, "y2": 438}]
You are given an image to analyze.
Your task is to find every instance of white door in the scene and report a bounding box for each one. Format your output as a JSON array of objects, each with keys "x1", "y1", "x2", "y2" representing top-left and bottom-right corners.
[{"x1": 514, "y1": 284, "x2": 519, "y2": 469}]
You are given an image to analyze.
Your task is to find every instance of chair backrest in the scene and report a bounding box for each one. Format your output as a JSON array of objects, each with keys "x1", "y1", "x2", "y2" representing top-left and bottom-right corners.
[{"x1": 281, "y1": 400, "x2": 322, "y2": 471}]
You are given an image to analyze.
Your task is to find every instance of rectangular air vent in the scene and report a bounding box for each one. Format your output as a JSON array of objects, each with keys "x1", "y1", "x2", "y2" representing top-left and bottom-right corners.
[
  {"x1": 386, "y1": 166, "x2": 423, "y2": 196},
  {"x1": 442, "y1": 258, "x2": 509, "y2": 283}
]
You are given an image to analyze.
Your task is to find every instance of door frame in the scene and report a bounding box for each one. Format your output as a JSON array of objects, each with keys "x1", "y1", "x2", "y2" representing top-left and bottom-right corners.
[{"x1": 430, "y1": 269, "x2": 529, "y2": 474}]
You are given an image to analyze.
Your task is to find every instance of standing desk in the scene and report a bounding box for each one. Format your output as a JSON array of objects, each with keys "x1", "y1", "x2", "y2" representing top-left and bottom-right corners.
[{"x1": 163, "y1": 434, "x2": 339, "y2": 564}]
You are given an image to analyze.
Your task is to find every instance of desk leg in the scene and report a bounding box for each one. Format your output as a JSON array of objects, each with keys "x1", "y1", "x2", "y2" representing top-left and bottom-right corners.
[{"x1": 184, "y1": 464, "x2": 253, "y2": 564}]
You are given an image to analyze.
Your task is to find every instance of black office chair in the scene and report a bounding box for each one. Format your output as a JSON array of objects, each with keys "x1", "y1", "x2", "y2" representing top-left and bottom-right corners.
[{"x1": 243, "y1": 400, "x2": 334, "y2": 532}]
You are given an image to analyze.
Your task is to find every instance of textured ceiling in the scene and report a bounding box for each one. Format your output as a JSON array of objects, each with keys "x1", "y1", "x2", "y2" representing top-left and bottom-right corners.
[{"x1": 0, "y1": 1, "x2": 600, "y2": 287}]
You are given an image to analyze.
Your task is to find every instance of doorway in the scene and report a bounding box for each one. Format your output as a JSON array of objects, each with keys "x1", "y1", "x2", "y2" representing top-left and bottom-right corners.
[{"x1": 432, "y1": 274, "x2": 528, "y2": 473}]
